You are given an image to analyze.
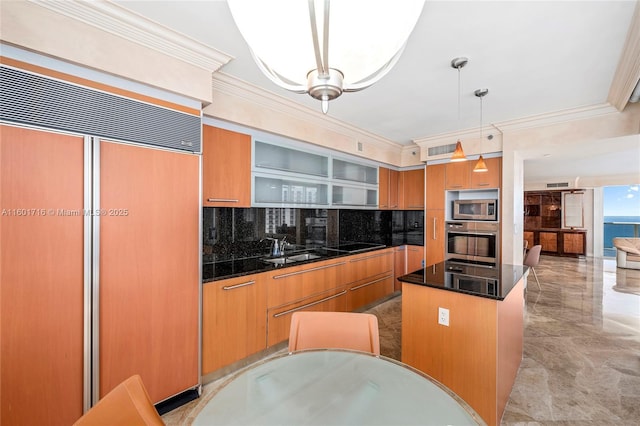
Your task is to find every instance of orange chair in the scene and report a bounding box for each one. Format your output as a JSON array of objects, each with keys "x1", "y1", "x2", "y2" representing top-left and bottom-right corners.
[
  {"x1": 523, "y1": 244, "x2": 542, "y2": 290},
  {"x1": 288, "y1": 311, "x2": 380, "y2": 355},
  {"x1": 73, "y1": 375, "x2": 164, "y2": 426}
]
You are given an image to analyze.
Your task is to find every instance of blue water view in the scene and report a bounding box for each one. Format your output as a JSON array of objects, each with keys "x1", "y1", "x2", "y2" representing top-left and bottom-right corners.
[{"x1": 604, "y1": 216, "x2": 640, "y2": 257}]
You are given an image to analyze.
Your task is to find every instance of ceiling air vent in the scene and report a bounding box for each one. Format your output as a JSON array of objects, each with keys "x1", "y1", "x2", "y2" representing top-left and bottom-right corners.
[
  {"x1": 428, "y1": 143, "x2": 457, "y2": 156},
  {"x1": 546, "y1": 182, "x2": 570, "y2": 188}
]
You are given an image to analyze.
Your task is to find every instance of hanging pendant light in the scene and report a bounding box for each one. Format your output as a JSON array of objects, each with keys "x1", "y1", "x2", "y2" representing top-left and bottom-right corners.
[
  {"x1": 228, "y1": 0, "x2": 425, "y2": 114},
  {"x1": 473, "y1": 88, "x2": 489, "y2": 172},
  {"x1": 450, "y1": 57, "x2": 468, "y2": 162}
]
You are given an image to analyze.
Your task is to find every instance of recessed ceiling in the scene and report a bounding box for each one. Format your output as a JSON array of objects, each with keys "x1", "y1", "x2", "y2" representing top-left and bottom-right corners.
[{"x1": 114, "y1": 0, "x2": 639, "y2": 185}]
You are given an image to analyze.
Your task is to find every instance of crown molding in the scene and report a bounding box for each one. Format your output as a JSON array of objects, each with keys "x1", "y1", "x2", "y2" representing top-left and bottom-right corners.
[
  {"x1": 413, "y1": 103, "x2": 620, "y2": 148},
  {"x1": 30, "y1": 0, "x2": 232, "y2": 72},
  {"x1": 608, "y1": 0, "x2": 640, "y2": 111},
  {"x1": 210, "y1": 72, "x2": 403, "y2": 150}
]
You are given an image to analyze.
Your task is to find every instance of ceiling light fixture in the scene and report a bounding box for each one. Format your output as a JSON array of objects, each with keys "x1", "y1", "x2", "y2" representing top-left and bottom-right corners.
[
  {"x1": 473, "y1": 88, "x2": 489, "y2": 172},
  {"x1": 450, "y1": 57, "x2": 468, "y2": 162},
  {"x1": 227, "y1": 0, "x2": 425, "y2": 114}
]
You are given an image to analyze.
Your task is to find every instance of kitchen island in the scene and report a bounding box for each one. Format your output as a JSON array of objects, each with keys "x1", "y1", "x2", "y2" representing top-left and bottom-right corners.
[{"x1": 398, "y1": 261, "x2": 527, "y2": 426}]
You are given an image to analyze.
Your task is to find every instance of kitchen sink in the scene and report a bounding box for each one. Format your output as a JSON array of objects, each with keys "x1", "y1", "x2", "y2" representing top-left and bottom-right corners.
[
  {"x1": 261, "y1": 251, "x2": 323, "y2": 265},
  {"x1": 261, "y1": 257, "x2": 295, "y2": 265},
  {"x1": 287, "y1": 253, "x2": 322, "y2": 262}
]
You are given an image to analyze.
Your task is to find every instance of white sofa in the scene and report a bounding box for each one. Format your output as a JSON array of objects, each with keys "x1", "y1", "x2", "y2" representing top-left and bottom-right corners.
[{"x1": 613, "y1": 238, "x2": 640, "y2": 270}]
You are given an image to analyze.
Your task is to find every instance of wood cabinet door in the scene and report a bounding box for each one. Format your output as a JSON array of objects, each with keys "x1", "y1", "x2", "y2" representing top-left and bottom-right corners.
[
  {"x1": 202, "y1": 125, "x2": 251, "y2": 207},
  {"x1": 426, "y1": 164, "x2": 446, "y2": 210},
  {"x1": 99, "y1": 141, "x2": 199, "y2": 403},
  {"x1": 347, "y1": 273, "x2": 394, "y2": 312},
  {"x1": 470, "y1": 157, "x2": 501, "y2": 189},
  {"x1": 394, "y1": 246, "x2": 407, "y2": 291},
  {"x1": 379, "y1": 167, "x2": 390, "y2": 209},
  {"x1": 202, "y1": 274, "x2": 267, "y2": 375},
  {"x1": 563, "y1": 232, "x2": 585, "y2": 255},
  {"x1": 445, "y1": 161, "x2": 469, "y2": 190},
  {"x1": 267, "y1": 288, "x2": 348, "y2": 347},
  {"x1": 406, "y1": 245, "x2": 425, "y2": 273},
  {"x1": 401, "y1": 168, "x2": 425, "y2": 209},
  {"x1": 539, "y1": 231, "x2": 558, "y2": 253},
  {"x1": 1, "y1": 125, "x2": 85, "y2": 426},
  {"x1": 388, "y1": 169, "x2": 399, "y2": 209},
  {"x1": 426, "y1": 210, "x2": 446, "y2": 265},
  {"x1": 267, "y1": 259, "x2": 348, "y2": 309}
]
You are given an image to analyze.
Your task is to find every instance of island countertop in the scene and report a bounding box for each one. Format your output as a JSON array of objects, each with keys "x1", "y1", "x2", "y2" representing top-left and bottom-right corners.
[{"x1": 398, "y1": 260, "x2": 527, "y2": 301}]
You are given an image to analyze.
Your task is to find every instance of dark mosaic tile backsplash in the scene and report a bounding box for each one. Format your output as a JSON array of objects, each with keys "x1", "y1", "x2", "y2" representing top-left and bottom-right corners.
[{"x1": 203, "y1": 207, "x2": 423, "y2": 263}]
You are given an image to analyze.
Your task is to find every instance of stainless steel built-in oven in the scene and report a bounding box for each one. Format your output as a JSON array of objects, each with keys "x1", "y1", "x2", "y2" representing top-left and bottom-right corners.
[
  {"x1": 445, "y1": 261, "x2": 499, "y2": 297},
  {"x1": 445, "y1": 221, "x2": 499, "y2": 264}
]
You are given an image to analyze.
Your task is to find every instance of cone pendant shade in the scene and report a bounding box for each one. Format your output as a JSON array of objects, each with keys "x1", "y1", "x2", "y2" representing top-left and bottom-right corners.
[
  {"x1": 473, "y1": 155, "x2": 488, "y2": 172},
  {"x1": 450, "y1": 140, "x2": 467, "y2": 162}
]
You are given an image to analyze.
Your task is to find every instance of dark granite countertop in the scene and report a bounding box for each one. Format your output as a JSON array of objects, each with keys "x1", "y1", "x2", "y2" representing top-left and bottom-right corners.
[
  {"x1": 398, "y1": 260, "x2": 527, "y2": 301},
  {"x1": 203, "y1": 243, "x2": 400, "y2": 283}
]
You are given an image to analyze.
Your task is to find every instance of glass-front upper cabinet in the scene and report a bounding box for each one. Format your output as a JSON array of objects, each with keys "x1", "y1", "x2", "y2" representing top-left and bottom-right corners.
[
  {"x1": 332, "y1": 158, "x2": 377, "y2": 184},
  {"x1": 254, "y1": 141, "x2": 328, "y2": 177},
  {"x1": 254, "y1": 176, "x2": 329, "y2": 205}
]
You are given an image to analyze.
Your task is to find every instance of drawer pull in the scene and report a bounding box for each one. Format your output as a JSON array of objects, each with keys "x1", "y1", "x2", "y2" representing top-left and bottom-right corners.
[
  {"x1": 272, "y1": 262, "x2": 346, "y2": 279},
  {"x1": 222, "y1": 280, "x2": 255, "y2": 290},
  {"x1": 350, "y1": 275, "x2": 392, "y2": 291},
  {"x1": 350, "y1": 252, "x2": 389, "y2": 263},
  {"x1": 273, "y1": 290, "x2": 347, "y2": 318},
  {"x1": 207, "y1": 198, "x2": 239, "y2": 203}
]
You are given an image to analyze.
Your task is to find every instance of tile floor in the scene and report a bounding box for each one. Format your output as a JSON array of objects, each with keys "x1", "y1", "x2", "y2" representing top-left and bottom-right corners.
[{"x1": 162, "y1": 255, "x2": 640, "y2": 425}]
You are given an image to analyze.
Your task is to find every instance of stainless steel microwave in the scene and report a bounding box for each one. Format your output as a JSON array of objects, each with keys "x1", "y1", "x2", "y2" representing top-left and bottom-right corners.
[{"x1": 452, "y1": 199, "x2": 498, "y2": 221}]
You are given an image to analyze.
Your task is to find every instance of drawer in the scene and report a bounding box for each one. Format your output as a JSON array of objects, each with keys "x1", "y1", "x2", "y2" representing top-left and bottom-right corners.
[{"x1": 266, "y1": 288, "x2": 348, "y2": 347}]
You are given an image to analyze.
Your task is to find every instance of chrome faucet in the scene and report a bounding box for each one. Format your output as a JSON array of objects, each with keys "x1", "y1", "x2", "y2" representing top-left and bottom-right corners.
[{"x1": 261, "y1": 236, "x2": 287, "y2": 257}]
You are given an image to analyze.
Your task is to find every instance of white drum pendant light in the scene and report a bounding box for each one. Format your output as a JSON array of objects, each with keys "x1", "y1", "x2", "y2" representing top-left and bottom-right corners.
[{"x1": 228, "y1": 0, "x2": 425, "y2": 114}]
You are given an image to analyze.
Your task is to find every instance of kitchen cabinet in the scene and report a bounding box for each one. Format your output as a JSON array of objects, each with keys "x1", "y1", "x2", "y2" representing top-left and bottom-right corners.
[
  {"x1": 379, "y1": 167, "x2": 400, "y2": 209},
  {"x1": 539, "y1": 231, "x2": 558, "y2": 252},
  {"x1": 402, "y1": 277, "x2": 524, "y2": 426},
  {"x1": 266, "y1": 258, "x2": 349, "y2": 346},
  {"x1": 445, "y1": 161, "x2": 469, "y2": 190},
  {"x1": 426, "y1": 164, "x2": 446, "y2": 266},
  {"x1": 254, "y1": 140, "x2": 329, "y2": 177},
  {"x1": 99, "y1": 140, "x2": 200, "y2": 403},
  {"x1": 406, "y1": 245, "x2": 425, "y2": 273},
  {"x1": 426, "y1": 164, "x2": 446, "y2": 210},
  {"x1": 446, "y1": 157, "x2": 502, "y2": 190},
  {"x1": 346, "y1": 249, "x2": 394, "y2": 311},
  {"x1": 400, "y1": 168, "x2": 425, "y2": 210},
  {"x1": 426, "y1": 209, "x2": 446, "y2": 265},
  {"x1": 1, "y1": 125, "x2": 85, "y2": 425},
  {"x1": 267, "y1": 288, "x2": 348, "y2": 347},
  {"x1": 202, "y1": 273, "x2": 267, "y2": 376},
  {"x1": 203, "y1": 125, "x2": 251, "y2": 207},
  {"x1": 469, "y1": 157, "x2": 501, "y2": 189},
  {"x1": 394, "y1": 246, "x2": 407, "y2": 291}
]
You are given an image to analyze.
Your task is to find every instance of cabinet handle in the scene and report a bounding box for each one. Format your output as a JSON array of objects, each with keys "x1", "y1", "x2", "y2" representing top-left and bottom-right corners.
[
  {"x1": 449, "y1": 185, "x2": 462, "y2": 188},
  {"x1": 349, "y1": 252, "x2": 390, "y2": 263},
  {"x1": 433, "y1": 217, "x2": 437, "y2": 240},
  {"x1": 350, "y1": 275, "x2": 392, "y2": 291},
  {"x1": 476, "y1": 183, "x2": 490, "y2": 187},
  {"x1": 222, "y1": 280, "x2": 255, "y2": 290},
  {"x1": 272, "y1": 262, "x2": 346, "y2": 279},
  {"x1": 407, "y1": 205, "x2": 424, "y2": 208},
  {"x1": 207, "y1": 198, "x2": 239, "y2": 203},
  {"x1": 273, "y1": 290, "x2": 347, "y2": 318}
]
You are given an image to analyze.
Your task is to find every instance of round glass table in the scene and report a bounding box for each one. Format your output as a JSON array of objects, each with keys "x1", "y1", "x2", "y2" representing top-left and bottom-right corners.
[{"x1": 193, "y1": 349, "x2": 485, "y2": 425}]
